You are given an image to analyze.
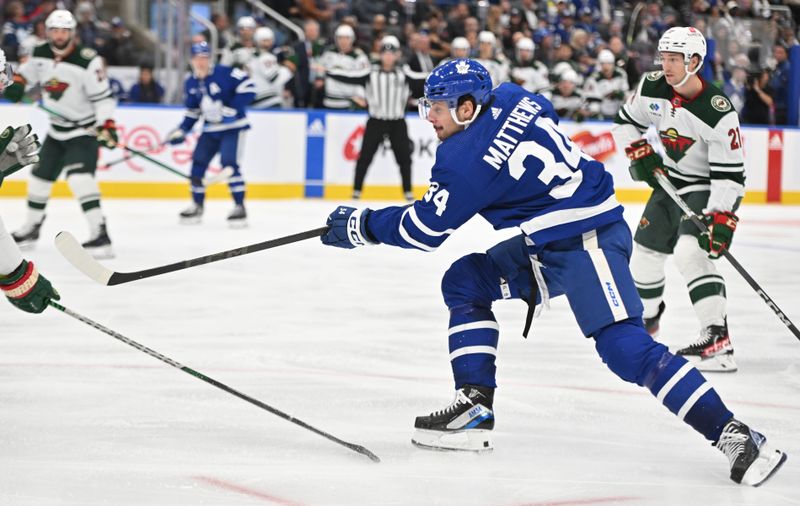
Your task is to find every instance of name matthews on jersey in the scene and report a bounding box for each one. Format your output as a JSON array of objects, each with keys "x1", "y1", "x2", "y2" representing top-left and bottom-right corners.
[{"x1": 482, "y1": 96, "x2": 542, "y2": 170}]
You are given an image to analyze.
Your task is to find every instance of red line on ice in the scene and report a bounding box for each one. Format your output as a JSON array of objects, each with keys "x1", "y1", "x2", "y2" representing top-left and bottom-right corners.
[
  {"x1": 193, "y1": 475, "x2": 305, "y2": 506},
  {"x1": 516, "y1": 496, "x2": 641, "y2": 506}
]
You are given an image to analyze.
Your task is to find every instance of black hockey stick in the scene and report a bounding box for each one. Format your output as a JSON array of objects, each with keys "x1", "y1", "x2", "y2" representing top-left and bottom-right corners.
[
  {"x1": 48, "y1": 300, "x2": 380, "y2": 462},
  {"x1": 56, "y1": 226, "x2": 329, "y2": 286},
  {"x1": 654, "y1": 170, "x2": 800, "y2": 341}
]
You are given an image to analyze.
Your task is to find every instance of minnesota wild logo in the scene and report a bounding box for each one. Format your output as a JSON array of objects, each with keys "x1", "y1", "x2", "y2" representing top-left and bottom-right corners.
[
  {"x1": 659, "y1": 128, "x2": 695, "y2": 163},
  {"x1": 43, "y1": 78, "x2": 70, "y2": 100}
]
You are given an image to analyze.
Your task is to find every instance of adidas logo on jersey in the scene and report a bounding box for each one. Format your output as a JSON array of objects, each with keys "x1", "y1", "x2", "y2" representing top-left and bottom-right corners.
[{"x1": 491, "y1": 107, "x2": 502, "y2": 120}]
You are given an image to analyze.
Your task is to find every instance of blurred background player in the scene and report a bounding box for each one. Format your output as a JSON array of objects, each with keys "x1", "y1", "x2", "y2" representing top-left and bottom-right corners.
[
  {"x1": 474, "y1": 31, "x2": 509, "y2": 88},
  {"x1": 220, "y1": 15, "x2": 258, "y2": 69},
  {"x1": 509, "y1": 37, "x2": 551, "y2": 99},
  {"x1": 583, "y1": 49, "x2": 629, "y2": 120},
  {"x1": 246, "y1": 27, "x2": 295, "y2": 109},
  {"x1": 4, "y1": 9, "x2": 118, "y2": 259},
  {"x1": 611, "y1": 27, "x2": 745, "y2": 372},
  {"x1": 550, "y1": 69, "x2": 589, "y2": 121},
  {"x1": 320, "y1": 58, "x2": 785, "y2": 487},
  {"x1": 167, "y1": 41, "x2": 255, "y2": 228},
  {"x1": 0, "y1": 49, "x2": 59, "y2": 314},
  {"x1": 316, "y1": 24, "x2": 370, "y2": 110},
  {"x1": 324, "y1": 36, "x2": 426, "y2": 201}
]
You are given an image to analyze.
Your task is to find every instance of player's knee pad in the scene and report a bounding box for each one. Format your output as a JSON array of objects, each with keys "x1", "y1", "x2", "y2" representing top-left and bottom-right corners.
[
  {"x1": 593, "y1": 318, "x2": 669, "y2": 385},
  {"x1": 630, "y1": 243, "x2": 668, "y2": 282},
  {"x1": 442, "y1": 254, "x2": 496, "y2": 309},
  {"x1": 674, "y1": 234, "x2": 716, "y2": 279}
]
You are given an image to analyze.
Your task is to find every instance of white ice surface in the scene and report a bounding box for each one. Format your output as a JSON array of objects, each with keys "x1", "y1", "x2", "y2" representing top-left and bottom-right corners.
[{"x1": 1, "y1": 197, "x2": 798, "y2": 506}]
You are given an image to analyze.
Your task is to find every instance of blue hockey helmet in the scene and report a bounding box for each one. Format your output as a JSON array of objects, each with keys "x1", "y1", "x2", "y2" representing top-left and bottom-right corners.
[
  {"x1": 191, "y1": 41, "x2": 211, "y2": 58},
  {"x1": 419, "y1": 59, "x2": 492, "y2": 126}
]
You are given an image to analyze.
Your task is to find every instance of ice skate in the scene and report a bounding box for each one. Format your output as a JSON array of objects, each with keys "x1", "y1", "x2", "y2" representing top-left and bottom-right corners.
[
  {"x1": 352, "y1": 190, "x2": 362, "y2": 200},
  {"x1": 715, "y1": 418, "x2": 787, "y2": 486},
  {"x1": 227, "y1": 204, "x2": 247, "y2": 228},
  {"x1": 11, "y1": 217, "x2": 45, "y2": 250},
  {"x1": 676, "y1": 320, "x2": 737, "y2": 372},
  {"x1": 404, "y1": 191, "x2": 414, "y2": 202},
  {"x1": 82, "y1": 222, "x2": 114, "y2": 259},
  {"x1": 643, "y1": 301, "x2": 666, "y2": 337},
  {"x1": 411, "y1": 384, "x2": 494, "y2": 452},
  {"x1": 179, "y1": 203, "x2": 203, "y2": 225}
]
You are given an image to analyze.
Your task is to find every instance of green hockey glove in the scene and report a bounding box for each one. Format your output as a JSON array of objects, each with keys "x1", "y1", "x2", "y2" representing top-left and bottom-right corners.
[
  {"x1": 698, "y1": 211, "x2": 739, "y2": 259},
  {"x1": 625, "y1": 139, "x2": 664, "y2": 188},
  {"x1": 0, "y1": 260, "x2": 60, "y2": 314}
]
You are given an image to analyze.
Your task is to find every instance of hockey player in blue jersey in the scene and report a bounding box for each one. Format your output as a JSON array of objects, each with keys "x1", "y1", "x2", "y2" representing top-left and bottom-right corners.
[
  {"x1": 320, "y1": 59, "x2": 786, "y2": 486},
  {"x1": 167, "y1": 41, "x2": 255, "y2": 227}
]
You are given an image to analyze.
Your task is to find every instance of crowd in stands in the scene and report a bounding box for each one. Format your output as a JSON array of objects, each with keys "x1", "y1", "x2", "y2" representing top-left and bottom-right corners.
[{"x1": 2, "y1": 0, "x2": 798, "y2": 125}]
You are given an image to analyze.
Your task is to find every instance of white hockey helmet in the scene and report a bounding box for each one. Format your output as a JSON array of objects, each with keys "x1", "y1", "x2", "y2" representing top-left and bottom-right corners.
[
  {"x1": 254, "y1": 26, "x2": 274, "y2": 45},
  {"x1": 45, "y1": 9, "x2": 77, "y2": 30},
  {"x1": 656, "y1": 26, "x2": 706, "y2": 77},
  {"x1": 237, "y1": 16, "x2": 257, "y2": 30},
  {"x1": 516, "y1": 37, "x2": 535, "y2": 53},
  {"x1": 451, "y1": 37, "x2": 470, "y2": 50},
  {"x1": 381, "y1": 35, "x2": 401, "y2": 52},
  {"x1": 560, "y1": 69, "x2": 580, "y2": 84},
  {"x1": 478, "y1": 31, "x2": 496, "y2": 45},
  {"x1": 597, "y1": 49, "x2": 615, "y2": 65},
  {"x1": 335, "y1": 24, "x2": 355, "y2": 39}
]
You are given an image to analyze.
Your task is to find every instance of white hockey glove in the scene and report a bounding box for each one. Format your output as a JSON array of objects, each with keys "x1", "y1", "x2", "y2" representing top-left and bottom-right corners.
[{"x1": 0, "y1": 124, "x2": 40, "y2": 184}]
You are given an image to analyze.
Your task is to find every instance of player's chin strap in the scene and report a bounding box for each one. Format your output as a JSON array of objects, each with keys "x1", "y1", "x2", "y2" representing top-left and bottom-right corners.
[
  {"x1": 450, "y1": 104, "x2": 482, "y2": 127},
  {"x1": 674, "y1": 59, "x2": 703, "y2": 88}
]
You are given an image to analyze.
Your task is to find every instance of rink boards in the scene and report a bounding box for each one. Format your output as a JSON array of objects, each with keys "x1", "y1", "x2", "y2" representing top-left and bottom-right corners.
[{"x1": 0, "y1": 102, "x2": 797, "y2": 203}]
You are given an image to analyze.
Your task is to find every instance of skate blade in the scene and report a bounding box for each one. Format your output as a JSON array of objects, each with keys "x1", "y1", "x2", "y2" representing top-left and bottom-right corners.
[
  {"x1": 85, "y1": 245, "x2": 115, "y2": 260},
  {"x1": 180, "y1": 216, "x2": 202, "y2": 225},
  {"x1": 743, "y1": 447, "x2": 788, "y2": 487},
  {"x1": 227, "y1": 219, "x2": 248, "y2": 229},
  {"x1": 683, "y1": 353, "x2": 738, "y2": 373},
  {"x1": 411, "y1": 429, "x2": 493, "y2": 453}
]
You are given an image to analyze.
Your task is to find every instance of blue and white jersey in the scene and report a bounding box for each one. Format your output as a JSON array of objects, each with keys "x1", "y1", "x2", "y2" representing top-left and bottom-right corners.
[
  {"x1": 367, "y1": 82, "x2": 623, "y2": 251},
  {"x1": 179, "y1": 65, "x2": 256, "y2": 134}
]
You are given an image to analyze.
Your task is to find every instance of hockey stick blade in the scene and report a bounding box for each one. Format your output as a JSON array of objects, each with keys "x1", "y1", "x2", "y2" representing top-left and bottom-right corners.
[
  {"x1": 55, "y1": 231, "x2": 114, "y2": 284},
  {"x1": 202, "y1": 166, "x2": 235, "y2": 185},
  {"x1": 56, "y1": 227, "x2": 329, "y2": 286},
  {"x1": 49, "y1": 300, "x2": 380, "y2": 463}
]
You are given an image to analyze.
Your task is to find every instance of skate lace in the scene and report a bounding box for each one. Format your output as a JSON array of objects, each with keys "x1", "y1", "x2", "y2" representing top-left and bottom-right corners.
[
  {"x1": 717, "y1": 430, "x2": 748, "y2": 468},
  {"x1": 430, "y1": 390, "x2": 471, "y2": 417},
  {"x1": 686, "y1": 325, "x2": 724, "y2": 349}
]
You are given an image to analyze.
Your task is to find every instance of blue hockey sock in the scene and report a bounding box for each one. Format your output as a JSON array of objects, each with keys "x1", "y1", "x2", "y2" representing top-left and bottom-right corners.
[
  {"x1": 228, "y1": 173, "x2": 245, "y2": 205},
  {"x1": 644, "y1": 351, "x2": 733, "y2": 441},
  {"x1": 448, "y1": 305, "x2": 499, "y2": 389}
]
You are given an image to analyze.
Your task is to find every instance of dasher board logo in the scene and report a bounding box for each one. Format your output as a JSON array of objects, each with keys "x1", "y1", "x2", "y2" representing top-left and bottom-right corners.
[
  {"x1": 711, "y1": 95, "x2": 731, "y2": 112},
  {"x1": 659, "y1": 127, "x2": 695, "y2": 163},
  {"x1": 43, "y1": 78, "x2": 69, "y2": 100}
]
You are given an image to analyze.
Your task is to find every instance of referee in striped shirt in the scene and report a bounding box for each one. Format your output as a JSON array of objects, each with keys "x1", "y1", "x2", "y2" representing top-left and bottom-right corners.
[{"x1": 325, "y1": 36, "x2": 428, "y2": 201}]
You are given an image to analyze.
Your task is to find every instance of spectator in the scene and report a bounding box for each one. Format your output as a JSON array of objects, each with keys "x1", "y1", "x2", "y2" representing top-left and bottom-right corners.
[
  {"x1": 777, "y1": 22, "x2": 799, "y2": 50},
  {"x1": 425, "y1": 10, "x2": 451, "y2": 62},
  {"x1": 129, "y1": 66, "x2": 164, "y2": 104},
  {"x1": 724, "y1": 57, "x2": 748, "y2": 113},
  {"x1": 742, "y1": 67, "x2": 774, "y2": 125},
  {"x1": 18, "y1": 19, "x2": 45, "y2": 63},
  {"x1": 292, "y1": 19, "x2": 326, "y2": 108},
  {"x1": 501, "y1": 7, "x2": 531, "y2": 52},
  {"x1": 769, "y1": 44, "x2": 790, "y2": 124},
  {"x1": 74, "y1": 1, "x2": 110, "y2": 52},
  {"x1": 608, "y1": 35, "x2": 640, "y2": 90},
  {"x1": 204, "y1": 11, "x2": 233, "y2": 59},
  {"x1": 2, "y1": 1, "x2": 31, "y2": 62},
  {"x1": 446, "y1": 3, "x2": 472, "y2": 39},
  {"x1": 101, "y1": 17, "x2": 135, "y2": 66}
]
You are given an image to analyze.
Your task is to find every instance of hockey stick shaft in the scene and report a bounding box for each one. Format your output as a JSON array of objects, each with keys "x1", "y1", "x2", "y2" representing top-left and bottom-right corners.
[
  {"x1": 654, "y1": 170, "x2": 800, "y2": 340},
  {"x1": 48, "y1": 300, "x2": 380, "y2": 462},
  {"x1": 36, "y1": 102, "x2": 229, "y2": 185},
  {"x1": 56, "y1": 226, "x2": 329, "y2": 286}
]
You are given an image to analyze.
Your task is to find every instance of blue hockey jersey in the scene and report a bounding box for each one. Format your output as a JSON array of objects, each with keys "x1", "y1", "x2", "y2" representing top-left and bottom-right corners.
[
  {"x1": 179, "y1": 65, "x2": 256, "y2": 133},
  {"x1": 366, "y1": 82, "x2": 624, "y2": 251}
]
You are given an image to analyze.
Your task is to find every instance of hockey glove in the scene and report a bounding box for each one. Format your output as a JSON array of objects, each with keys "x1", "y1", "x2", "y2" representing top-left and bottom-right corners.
[
  {"x1": 166, "y1": 128, "x2": 186, "y2": 145},
  {"x1": 0, "y1": 124, "x2": 40, "y2": 184},
  {"x1": 2, "y1": 77, "x2": 26, "y2": 103},
  {"x1": 0, "y1": 260, "x2": 60, "y2": 314},
  {"x1": 96, "y1": 119, "x2": 118, "y2": 149},
  {"x1": 625, "y1": 139, "x2": 664, "y2": 188},
  {"x1": 698, "y1": 211, "x2": 738, "y2": 259},
  {"x1": 321, "y1": 206, "x2": 376, "y2": 249}
]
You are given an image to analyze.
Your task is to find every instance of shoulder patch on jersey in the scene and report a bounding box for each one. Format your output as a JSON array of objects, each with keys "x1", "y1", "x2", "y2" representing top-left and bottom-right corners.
[
  {"x1": 81, "y1": 47, "x2": 97, "y2": 59},
  {"x1": 711, "y1": 95, "x2": 731, "y2": 112},
  {"x1": 646, "y1": 71, "x2": 663, "y2": 81}
]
